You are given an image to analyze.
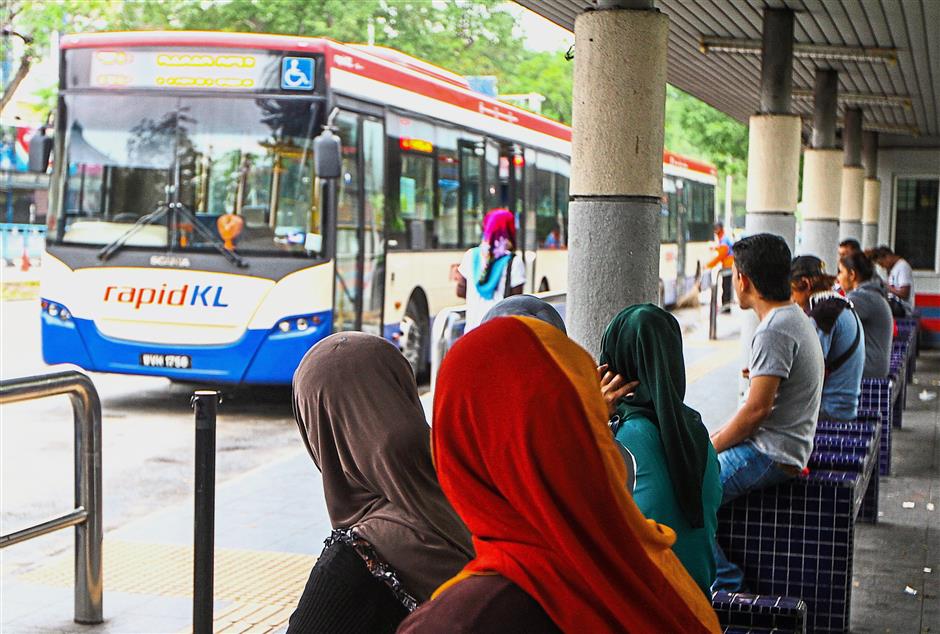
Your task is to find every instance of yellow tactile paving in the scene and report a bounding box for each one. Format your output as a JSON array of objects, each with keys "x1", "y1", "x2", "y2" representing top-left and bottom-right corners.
[
  {"x1": 685, "y1": 339, "x2": 740, "y2": 384},
  {"x1": 19, "y1": 539, "x2": 315, "y2": 633}
]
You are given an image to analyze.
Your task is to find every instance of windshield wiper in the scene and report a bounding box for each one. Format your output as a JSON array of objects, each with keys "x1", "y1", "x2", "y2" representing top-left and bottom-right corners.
[{"x1": 97, "y1": 202, "x2": 247, "y2": 268}]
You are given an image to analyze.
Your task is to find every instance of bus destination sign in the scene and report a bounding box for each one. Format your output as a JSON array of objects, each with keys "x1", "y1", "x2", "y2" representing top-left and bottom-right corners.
[{"x1": 82, "y1": 49, "x2": 312, "y2": 92}]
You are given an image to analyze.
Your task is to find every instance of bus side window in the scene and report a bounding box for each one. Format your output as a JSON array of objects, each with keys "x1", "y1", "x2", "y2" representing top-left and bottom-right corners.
[
  {"x1": 556, "y1": 157, "x2": 569, "y2": 247},
  {"x1": 435, "y1": 125, "x2": 460, "y2": 249},
  {"x1": 459, "y1": 142, "x2": 483, "y2": 248},
  {"x1": 535, "y1": 151, "x2": 562, "y2": 249},
  {"x1": 524, "y1": 148, "x2": 537, "y2": 252},
  {"x1": 687, "y1": 181, "x2": 715, "y2": 241},
  {"x1": 399, "y1": 152, "x2": 435, "y2": 250},
  {"x1": 662, "y1": 176, "x2": 676, "y2": 243}
]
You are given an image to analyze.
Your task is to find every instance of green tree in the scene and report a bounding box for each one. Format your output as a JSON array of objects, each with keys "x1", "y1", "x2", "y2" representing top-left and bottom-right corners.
[
  {"x1": 7, "y1": 0, "x2": 532, "y2": 112},
  {"x1": 664, "y1": 85, "x2": 748, "y2": 178},
  {"x1": 500, "y1": 51, "x2": 573, "y2": 123}
]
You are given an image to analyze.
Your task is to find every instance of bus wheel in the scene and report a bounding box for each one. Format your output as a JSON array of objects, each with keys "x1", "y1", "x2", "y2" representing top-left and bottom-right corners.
[{"x1": 400, "y1": 298, "x2": 429, "y2": 382}]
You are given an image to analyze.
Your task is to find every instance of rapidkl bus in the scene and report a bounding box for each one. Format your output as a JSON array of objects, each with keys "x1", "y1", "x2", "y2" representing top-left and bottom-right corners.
[{"x1": 41, "y1": 31, "x2": 716, "y2": 384}]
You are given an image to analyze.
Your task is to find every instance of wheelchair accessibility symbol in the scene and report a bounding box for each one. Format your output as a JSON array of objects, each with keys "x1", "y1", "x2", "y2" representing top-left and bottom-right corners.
[{"x1": 281, "y1": 57, "x2": 314, "y2": 91}]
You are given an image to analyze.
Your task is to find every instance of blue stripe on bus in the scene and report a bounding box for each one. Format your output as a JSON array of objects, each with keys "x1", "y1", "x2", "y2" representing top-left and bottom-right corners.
[
  {"x1": 41, "y1": 303, "x2": 333, "y2": 385},
  {"x1": 915, "y1": 306, "x2": 940, "y2": 319}
]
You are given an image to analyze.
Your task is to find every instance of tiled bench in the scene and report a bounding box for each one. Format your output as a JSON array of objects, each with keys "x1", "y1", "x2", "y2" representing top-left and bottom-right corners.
[
  {"x1": 889, "y1": 352, "x2": 907, "y2": 429},
  {"x1": 811, "y1": 431, "x2": 879, "y2": 523},
  {"x1": 895, "y1": 316, "x2": 919, "y2": 377},
  {"x1": 859, "y1": 380, "x2": 894, "y2": 475},
  {"x1": 715, "y1": 470, "x2": 862, "y2": 634},
  {"x1": 712, "y1": 591, "x2": 807, "y2": 634},
  {"x1": 816, "y1": 414, "x2": 882, "y2": 523}
]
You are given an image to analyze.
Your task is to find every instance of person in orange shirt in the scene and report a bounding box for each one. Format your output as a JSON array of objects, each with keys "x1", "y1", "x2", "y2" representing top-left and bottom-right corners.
[{"x1": 707, "y1": 222, "x2": 735, "y2": 313}]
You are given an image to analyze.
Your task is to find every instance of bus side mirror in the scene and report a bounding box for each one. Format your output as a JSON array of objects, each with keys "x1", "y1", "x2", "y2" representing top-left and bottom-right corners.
[
  {"x1": 314, "y1": 130, "x2": 341, "y2": 179},
  {"x1": 29, "y1": 133, "x2": 54, "y2": 173}
]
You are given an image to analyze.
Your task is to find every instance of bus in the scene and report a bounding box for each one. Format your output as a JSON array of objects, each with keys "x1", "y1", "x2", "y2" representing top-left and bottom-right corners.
[{"x1": 40, "y1": 31, "x2": 716, "y2": 384}]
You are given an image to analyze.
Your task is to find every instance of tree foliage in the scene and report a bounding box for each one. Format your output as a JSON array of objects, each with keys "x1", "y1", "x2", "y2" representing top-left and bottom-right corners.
[
  {"x1": 9, "y1": 0, "x2": 745, "y2": 183},
  {"x1": 664, "y1": 85, "x2": 748, "y2": 178}
]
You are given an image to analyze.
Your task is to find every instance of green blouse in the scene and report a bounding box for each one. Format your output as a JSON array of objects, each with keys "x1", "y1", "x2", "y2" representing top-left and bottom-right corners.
[{"x1": 615, "y1": 416, "x2": 722, "y2": 595}]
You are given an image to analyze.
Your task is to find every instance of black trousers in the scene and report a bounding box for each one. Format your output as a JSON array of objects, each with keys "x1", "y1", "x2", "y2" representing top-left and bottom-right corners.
[
  {"x1": 287, "y1": 540, "x2": 409, "y2": 634},
  {"x1": 721, "y1": 269, "x2": 733, "y2": 307}
]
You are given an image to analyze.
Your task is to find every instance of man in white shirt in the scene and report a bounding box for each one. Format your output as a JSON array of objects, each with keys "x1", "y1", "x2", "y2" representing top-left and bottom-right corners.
[{"x1": 873, "y1": 246, "x2": 915, "y2": 312}]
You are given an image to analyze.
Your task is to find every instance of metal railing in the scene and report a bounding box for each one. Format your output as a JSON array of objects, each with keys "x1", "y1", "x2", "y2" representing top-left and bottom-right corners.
[
  {"x1": 709, "y1": 268, "x2": 733, "y2": 340},
  {"x1": 429, "y1": 291, "x2": 566, "y2": 390},
  {"x1": 0, "y1": 370, "x2": 103, "y2": 624},
  {"x1": 191, "y1": 390, "x2": 220, "y2": 634}
]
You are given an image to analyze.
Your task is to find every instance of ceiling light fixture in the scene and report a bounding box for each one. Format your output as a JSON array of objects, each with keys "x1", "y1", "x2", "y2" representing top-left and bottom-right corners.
[
  {"x1": 700, "y1": 37, "x2": 897, "y2": 65},
  {"x1": 796, "y1": 113, "x2": 919, "y2": 136},
  {"x1": 791, "y1": 89, "x2": 912, "y2": 109}
]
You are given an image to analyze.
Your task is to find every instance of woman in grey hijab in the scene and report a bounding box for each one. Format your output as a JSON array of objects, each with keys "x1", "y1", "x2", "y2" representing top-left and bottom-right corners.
[
  {"x1": 288, "y1": 333, "x2": 472, "y2": 634},
  {"x1": 481, "y1": 294, "x2": 566, "y2": 333}
]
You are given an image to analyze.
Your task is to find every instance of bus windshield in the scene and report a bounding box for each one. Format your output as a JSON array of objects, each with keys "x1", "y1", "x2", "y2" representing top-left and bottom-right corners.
[{"x1": 58, "y1": 93, "x2": 324, "y2": 257}]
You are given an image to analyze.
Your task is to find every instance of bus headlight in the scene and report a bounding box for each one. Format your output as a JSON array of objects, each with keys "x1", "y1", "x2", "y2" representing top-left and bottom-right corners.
[
  {"x1": 42, "y1": 300, "x2": 73, "y2": 323},
  {"x1": 273, "y1": 314, "x2": 323, "y2": 334}
]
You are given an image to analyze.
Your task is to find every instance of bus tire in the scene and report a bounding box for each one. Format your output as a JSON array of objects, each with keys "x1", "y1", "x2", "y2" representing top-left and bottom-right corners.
[{"x1": 401, "y1": 293, "x2": 430, "y2": 382}]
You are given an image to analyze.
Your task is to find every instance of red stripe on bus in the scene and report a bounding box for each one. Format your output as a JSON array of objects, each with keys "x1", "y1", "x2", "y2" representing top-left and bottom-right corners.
[
  {"x1": 919, "y1": 318, "x2": 940, "y2": 332},
  {"x1": 915, "y1": 293, "x2": 940, "y2": 308},
  {"x1": 663, "y1": 150, "x2": 718, "y2": 177}
]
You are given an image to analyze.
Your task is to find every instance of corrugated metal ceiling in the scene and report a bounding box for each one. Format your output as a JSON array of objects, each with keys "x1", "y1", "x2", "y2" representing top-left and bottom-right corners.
[{"x1": 514, "y1": 0, "x2": 939, "y2": 146}]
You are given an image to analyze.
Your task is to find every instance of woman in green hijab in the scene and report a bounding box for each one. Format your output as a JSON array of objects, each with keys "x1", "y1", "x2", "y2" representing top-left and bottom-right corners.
[{"x1": 599, "y1": 304, "x2": 722, "y2": 595}]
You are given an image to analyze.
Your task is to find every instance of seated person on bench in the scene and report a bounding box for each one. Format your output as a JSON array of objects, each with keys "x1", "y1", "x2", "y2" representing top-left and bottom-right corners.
[
  {"x1": 791, "y1": 255, "x2": 866, "y2": 421},
  {"x1": 708, "y1": 234, "x2": 824, "y2": 593}
]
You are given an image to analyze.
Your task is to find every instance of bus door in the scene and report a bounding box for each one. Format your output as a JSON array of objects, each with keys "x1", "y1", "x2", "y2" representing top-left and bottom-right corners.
[
  {"x1": 478, "y1": 140, "x2": 525, "y2": 245},
  {"x1": 506, "y1": 144, "x2": 525, "y2": 250},
  {"x1": 458, "y1": 140, "x2": 484, "y2": 246},
  {"x1": 332, "y1": 110, "x2": 386, "y2": 335}
]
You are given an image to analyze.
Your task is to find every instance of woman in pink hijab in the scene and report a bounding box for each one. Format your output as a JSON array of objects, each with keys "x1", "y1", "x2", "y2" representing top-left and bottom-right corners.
[{"x1": 455, "y1": 208, "x2": 526, "y2": 331}]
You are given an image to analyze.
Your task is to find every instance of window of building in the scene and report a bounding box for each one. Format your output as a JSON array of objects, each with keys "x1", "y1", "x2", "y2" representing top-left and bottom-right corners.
[{"x1": 895, "y1": 177, "x2": 939, "y2": 270}]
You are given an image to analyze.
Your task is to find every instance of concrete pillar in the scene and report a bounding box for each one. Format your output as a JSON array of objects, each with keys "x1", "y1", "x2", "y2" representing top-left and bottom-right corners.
[
  {"x1": 743, "y1": 8, "x2": 798, "y2": 399},
  {"x1": 568, "y1": 1, "x2": 666, "y2": 353},
  {"x1": 839, "y1": 107, "x2": 864, "y2": 243},
  {"x1": 800, "y1": 68, "x2": 841, "y2": 272},
  {"x1": 745, "y1": 9, "x2": 800, "y2": 251},
  {"x1": 862, "y1": 130, "x2": 880, "y2": 249}
]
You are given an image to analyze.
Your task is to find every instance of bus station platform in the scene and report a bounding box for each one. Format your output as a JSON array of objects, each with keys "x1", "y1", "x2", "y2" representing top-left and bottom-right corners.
[{"x1": 1, "y1": 305, "x2": 937, "y2": 633}]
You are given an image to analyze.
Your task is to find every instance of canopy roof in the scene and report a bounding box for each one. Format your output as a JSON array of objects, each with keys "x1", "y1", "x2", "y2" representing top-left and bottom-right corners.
[{"x1": 516, "y1": 0, "x2": 939, "y2": 147}]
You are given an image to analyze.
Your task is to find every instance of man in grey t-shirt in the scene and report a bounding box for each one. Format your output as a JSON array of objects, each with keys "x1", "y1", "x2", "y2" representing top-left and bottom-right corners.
[
  {"x1": 747, "y1": 303, "x2": 825, "y2": 466},
  {"x1": 709, "y1": 234, "x2": 824, "y2": 593}
]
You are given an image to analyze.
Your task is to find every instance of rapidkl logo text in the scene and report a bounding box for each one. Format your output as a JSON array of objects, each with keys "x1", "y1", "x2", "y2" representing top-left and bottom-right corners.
[{"x1": 103, "y1": 284, "x2": 229, "y2": 309}]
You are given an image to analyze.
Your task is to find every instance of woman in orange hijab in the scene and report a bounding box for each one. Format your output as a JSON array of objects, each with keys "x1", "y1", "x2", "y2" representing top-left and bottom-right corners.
[{"x1": 398, "y1": 317, "x2": 719, "y2": 633}]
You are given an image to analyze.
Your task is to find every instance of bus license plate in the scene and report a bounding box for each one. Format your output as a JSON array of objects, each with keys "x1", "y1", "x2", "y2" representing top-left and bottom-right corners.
[{"x1": 140, "y1": 353, "x2": 191, "y2": 369}]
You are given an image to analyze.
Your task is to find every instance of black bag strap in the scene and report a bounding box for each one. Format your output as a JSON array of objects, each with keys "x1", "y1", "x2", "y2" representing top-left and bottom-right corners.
[
  {"x1": 503, "y1": 252, "x2": 516, "y2": 297},
  {"x1": 826, "y1": 308, "x2": 862, "y2": 374}
]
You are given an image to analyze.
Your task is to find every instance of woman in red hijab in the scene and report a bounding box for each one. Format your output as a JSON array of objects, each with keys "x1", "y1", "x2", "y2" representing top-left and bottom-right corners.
[{"x1": 398, "y1": 317, "x2": 720, "y2": 633}]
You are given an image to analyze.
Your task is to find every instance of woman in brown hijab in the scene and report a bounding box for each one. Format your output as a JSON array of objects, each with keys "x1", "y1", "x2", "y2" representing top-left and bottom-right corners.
[{"x1": 288, "y1": 333, "x2": 473, "y2": 634}]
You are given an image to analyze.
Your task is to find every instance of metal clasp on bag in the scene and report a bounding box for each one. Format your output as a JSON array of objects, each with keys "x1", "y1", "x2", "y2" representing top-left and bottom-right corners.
[{"x1": 608, "y1": 414, "x2": 623, "y2": 436}]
